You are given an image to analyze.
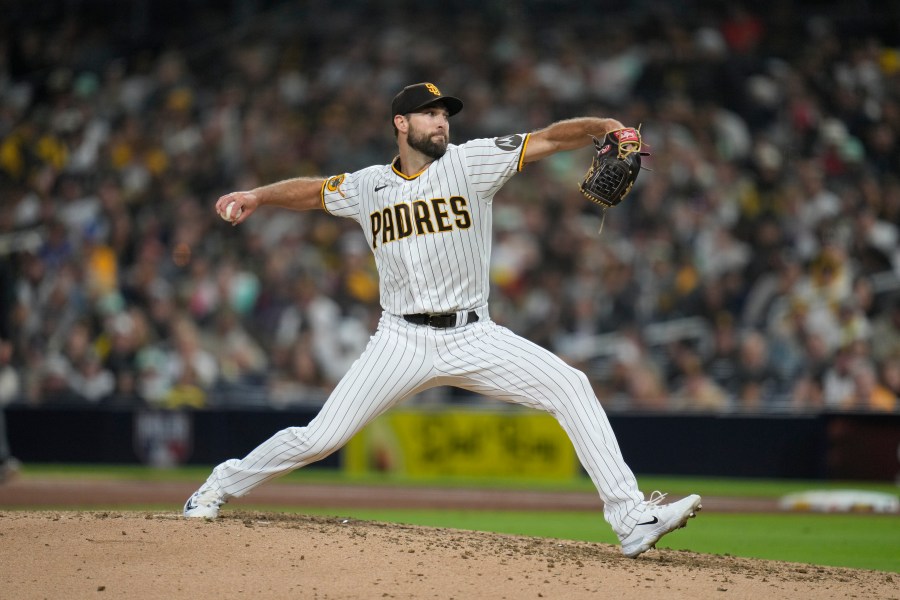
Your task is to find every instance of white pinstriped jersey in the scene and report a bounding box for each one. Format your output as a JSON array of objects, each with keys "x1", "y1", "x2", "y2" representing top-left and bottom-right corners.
[{"x1": 322, "y1": 134, "x2": 530, "y2": 315}]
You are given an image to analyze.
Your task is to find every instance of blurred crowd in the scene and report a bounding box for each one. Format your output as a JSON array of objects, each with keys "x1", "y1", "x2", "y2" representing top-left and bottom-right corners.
[{"x1": 1, "y1": 0, "x2": 899, "y2": 414}]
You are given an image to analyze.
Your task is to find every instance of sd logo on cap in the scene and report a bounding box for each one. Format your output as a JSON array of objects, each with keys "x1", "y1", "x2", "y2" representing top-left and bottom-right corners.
[{"x1": 391, "y1": 83, "x2": 464, "y2": 117}]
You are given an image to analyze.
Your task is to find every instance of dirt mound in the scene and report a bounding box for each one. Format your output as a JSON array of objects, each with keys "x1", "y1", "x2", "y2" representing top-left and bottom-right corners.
[{"x1": 1, "y1": 511, "x2": 894, "y2": 599}]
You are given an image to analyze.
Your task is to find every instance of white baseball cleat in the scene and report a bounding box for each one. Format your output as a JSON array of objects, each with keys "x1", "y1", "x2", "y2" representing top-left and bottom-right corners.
[
  {"x1": 183, "y1": 484, "x2": 226, "y2": 519},
  {"x1": 619, "y1": 491, "x2": 702, "y2": 558}
]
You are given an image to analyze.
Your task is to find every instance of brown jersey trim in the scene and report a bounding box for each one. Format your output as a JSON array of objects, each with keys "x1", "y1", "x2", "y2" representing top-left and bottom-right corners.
[{"x1": 391, "y1": 156, "x2": 429, "y2": 180}]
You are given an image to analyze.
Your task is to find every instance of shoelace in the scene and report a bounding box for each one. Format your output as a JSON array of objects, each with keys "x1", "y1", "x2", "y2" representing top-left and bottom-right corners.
[{"x1": 647, "y1": 490, "x2": 668, "y2": 506}]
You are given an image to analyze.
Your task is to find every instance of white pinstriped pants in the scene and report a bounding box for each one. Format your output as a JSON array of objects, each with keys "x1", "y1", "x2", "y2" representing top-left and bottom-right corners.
[{"x1": 205, "y1": 309, "x2": 646, "y2": 536}]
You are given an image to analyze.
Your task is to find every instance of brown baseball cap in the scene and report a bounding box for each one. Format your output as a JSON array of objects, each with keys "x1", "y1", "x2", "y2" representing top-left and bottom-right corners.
[{"x1": 391, "y1": 83, "x2": 463, "y2": 117}]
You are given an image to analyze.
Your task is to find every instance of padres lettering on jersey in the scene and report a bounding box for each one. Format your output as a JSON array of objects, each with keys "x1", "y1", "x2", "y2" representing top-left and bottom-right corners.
[
  {"x1": 369, "y1": 197, "x2": 472, "y2": 248},
  {"x1": 322, "y1": 134, "x2": 529, "y2": 315}
]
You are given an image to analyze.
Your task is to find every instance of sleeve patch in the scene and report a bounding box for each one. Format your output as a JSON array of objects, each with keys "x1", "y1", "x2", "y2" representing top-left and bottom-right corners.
[
  {"x1": 325, "y1": 174, "x2": 346, "y2": 196},
  {"x1": 494, "y1": 134, "x2": 523, "y2": 151}
]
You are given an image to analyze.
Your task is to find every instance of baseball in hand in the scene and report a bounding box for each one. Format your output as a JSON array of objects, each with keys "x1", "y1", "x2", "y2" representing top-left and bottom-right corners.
[{"x1": 222, "y1": 201, "x2": 242, "y2": 222}]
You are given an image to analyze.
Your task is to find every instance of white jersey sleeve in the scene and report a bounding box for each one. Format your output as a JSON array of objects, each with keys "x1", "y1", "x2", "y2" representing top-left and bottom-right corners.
[
  {"x1": 462, "y1": 133, "x2": 530, "y2": 202},
  {"x1": 321, "y1": 171, "x2": 361, "y2": 222}
]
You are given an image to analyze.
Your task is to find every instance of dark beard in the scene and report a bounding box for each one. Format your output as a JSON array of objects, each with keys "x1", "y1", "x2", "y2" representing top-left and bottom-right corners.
[{"x1": 407, "y1": 125, "x2": 448, "y2": 160}]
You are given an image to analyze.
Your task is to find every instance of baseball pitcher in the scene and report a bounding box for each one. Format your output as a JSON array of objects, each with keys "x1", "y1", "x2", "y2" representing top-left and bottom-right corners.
[{"x1": 184, "y1": 82, "x2": 701, "y2": 558}]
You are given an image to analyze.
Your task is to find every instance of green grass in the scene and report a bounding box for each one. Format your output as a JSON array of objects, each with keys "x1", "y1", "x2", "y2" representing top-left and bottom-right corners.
[
  {"x1": 247, "y1": 506, "x2": 900, "y2": 573},
  {"x1": 691, "y1": 513, "x2": 900, "y2": 573},
  {"x1": 12, "y1": 464, "x2": 900, "y2": 573},
  {"x1": 23, "y1": 463, "x2": 900, "y2": 497}
]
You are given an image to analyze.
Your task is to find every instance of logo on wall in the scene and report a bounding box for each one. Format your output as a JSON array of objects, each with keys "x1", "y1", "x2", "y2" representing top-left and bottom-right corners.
[{"x1": 134, "y1": 411, "x2": 193, "y2": 467}]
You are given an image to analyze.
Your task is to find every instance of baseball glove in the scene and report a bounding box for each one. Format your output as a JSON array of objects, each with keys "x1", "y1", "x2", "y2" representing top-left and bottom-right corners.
[{"x1": 579, "y1": 127, "x2": 648, "y2": 208}]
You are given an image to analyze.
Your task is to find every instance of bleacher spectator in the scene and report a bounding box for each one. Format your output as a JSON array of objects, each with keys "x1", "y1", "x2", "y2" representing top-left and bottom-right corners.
[{"x1": 1, "y1": 1, "x2": 898, "y2": 413}]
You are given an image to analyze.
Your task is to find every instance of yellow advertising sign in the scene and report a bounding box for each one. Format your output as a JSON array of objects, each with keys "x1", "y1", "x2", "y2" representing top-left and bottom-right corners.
[{"x1": 344, "y1": 409, "x2": 579, "y2": 480}]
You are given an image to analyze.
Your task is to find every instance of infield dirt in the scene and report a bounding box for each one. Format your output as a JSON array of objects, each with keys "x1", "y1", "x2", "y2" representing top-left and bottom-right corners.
[
  {"x1": 1, "y1": 510, "x2": 897, "y2": 600},
  {"x1": 1, "y1": 477, "x2": 898, "y2": 599}
]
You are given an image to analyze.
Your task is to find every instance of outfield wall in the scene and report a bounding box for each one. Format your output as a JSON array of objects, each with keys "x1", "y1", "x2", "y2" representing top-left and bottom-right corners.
[{"x1": 5, "y1": 406, "x2": 899, "y2": 481}]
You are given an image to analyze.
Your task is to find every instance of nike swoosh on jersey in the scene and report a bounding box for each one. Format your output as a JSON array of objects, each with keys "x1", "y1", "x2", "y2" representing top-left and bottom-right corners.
[{"x1": 375, "y1": 184, "x2": 389, "y2": 192}]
